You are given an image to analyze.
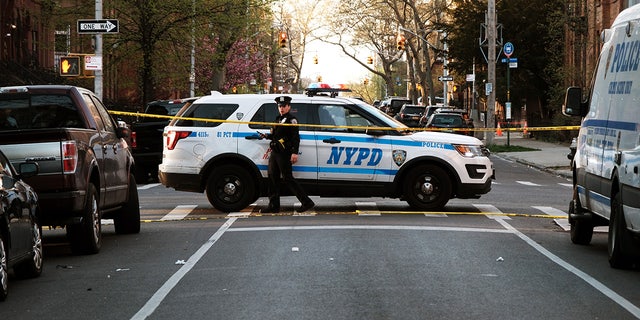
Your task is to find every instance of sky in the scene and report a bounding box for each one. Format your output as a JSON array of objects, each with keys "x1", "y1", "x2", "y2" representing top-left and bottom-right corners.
[{"x1": 300, "y1": 40, "x2": 369, "y2": 85}]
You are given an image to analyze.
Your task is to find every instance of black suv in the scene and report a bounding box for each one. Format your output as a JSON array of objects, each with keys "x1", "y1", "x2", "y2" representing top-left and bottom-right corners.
[{"x1": 393, "y1": 104, "x2": 425, "y2": 127}]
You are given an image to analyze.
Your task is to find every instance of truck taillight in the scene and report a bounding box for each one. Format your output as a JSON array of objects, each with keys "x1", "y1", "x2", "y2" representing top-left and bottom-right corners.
[
  {"x1": 131, "y1": 131, "x2": 137, "y2": 148},
  {"x1": 62, "y1": 141, "x2": 78, "y2": 174},
  {"x1": 166, "y1": 131, "x2": 191, "y2": 150}
]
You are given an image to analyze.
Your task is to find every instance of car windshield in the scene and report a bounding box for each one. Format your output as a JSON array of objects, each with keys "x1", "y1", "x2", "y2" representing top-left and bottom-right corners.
[
  {"x1": 432, "y1": 115, "x2": 463, "y2": 126},
  {"x1": 403, "y1": 106, "x2": 424, "y2": 114}
]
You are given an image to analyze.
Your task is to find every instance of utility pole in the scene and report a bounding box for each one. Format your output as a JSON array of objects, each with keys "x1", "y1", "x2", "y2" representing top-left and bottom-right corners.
[
  {"x1": 486, "y1": 0, "x2": 496, "y2": 145},
  {"x1": 94, "y1": 0, "x2": 103, "y2": 101}
]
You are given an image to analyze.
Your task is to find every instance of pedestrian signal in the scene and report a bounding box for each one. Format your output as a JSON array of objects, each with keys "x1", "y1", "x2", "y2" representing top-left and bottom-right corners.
[{"x1": 60, "y1": 56, "x2": 81, "y2": 76}]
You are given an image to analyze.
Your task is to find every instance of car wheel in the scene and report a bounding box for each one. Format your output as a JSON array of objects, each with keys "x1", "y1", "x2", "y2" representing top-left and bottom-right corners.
[
  {"x1": 569, "y1": 198, "x2": 593, "y2": 245},
  {"x1": 0, "y1": 236, "x2": 7, "y2": 301},
  {"x1": 13, "y1": 221, "x2": 43, "y2": 279},
  {"x1": 206, "y1": 164, "x2": 256, "y2": 212},
  {"x1": 608, "y1": 192, "x2": 636, "y2": 269},
  {"x1": 404, "y1": 164, "x2": 452, "y2": 211},
  {"x1": 114, "y1": 174, "x2": 141, "y2": 234},
  {"x1": 67, "y1": 183, "x2": 101, "y2": 255}
]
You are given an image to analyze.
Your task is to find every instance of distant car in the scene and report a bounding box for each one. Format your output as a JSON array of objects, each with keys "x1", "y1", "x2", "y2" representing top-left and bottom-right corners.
[
  {"x1": 434, "y1": 108, "x2": 474, "y2": 134},
  {"x1": 419, "y1": 105, "x2": 444, "y2": 126},
  {"x1": 394, "y1": 104, "x2": 425, "y2": 127},
  {"x1": 381, "y1": 97, "x2": 412, "y2": 117},
  {"x1": 0, "y1": 150, "x2": 42, "y2": 301},
  {"x1": 425, "y1": 113, "x2": 472, "y2": 135}
]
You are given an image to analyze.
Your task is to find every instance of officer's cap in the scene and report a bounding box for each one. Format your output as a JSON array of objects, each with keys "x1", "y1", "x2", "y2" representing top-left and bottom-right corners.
[{"x1": 275, "y1": 96, "x2": 292, "y2": 105}]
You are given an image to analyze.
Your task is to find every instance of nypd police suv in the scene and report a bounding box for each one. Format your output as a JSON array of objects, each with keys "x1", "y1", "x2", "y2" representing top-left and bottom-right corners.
[
  {"x1": 158, "y1": 86, "x2": 493, "y2": 213},
  {"x1": 563, "y1": 4, "x2": 640, "y2": 268}
]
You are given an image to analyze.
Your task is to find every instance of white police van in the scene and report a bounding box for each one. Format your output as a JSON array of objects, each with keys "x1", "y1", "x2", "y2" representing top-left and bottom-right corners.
[
  {"x1": 563, "y1": 4, "x2": 640, "y2": 268},
  {"x1": 158, "y1": 86, "x2": 493, "y2": 213}
]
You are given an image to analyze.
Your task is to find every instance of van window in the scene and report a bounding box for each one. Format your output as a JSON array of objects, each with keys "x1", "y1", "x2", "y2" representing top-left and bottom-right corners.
[{"x1": 317, "y1": 104, "x2": 373, "y2": 133}]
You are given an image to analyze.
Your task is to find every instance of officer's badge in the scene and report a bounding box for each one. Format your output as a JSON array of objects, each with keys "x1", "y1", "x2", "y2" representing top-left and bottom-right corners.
[{"x1": 392, "y1": 150, "x2": 407, "y2": 166}]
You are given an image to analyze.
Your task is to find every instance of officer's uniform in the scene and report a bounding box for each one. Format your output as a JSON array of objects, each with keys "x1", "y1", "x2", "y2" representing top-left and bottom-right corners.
[{"x1": 262, "y1": 96, "x2": 314, "y2": 213}]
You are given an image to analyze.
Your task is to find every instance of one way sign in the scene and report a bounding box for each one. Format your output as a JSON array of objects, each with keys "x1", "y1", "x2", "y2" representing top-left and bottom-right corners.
[{"x1": 77, "y1": 19, "x2": 119, "y2": 34}]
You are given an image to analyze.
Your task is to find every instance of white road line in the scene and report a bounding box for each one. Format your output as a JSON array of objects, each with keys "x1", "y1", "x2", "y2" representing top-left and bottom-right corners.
[
  {"x1": 161, "y1": 205, "x2": 197, "y2": 221},
  {"x1": 131, "y1": 217, "x2": 237, "y2": 320},
  {"x1": 516, "y1": 180, "x2": 542, "y2": 186},
  {"x1": 493, "y1": 217, "x2": 640, "y2": 318},
  {"x1": 137, "y1": 183, "x2": 160, "y2": 190},
  {"x1": 533, "y1": 206, "x2": 570, "y2": 231},
  {"x1": 473, "y1": 204, "x2": 511, "y2": 220},
  {"x1": 558, "y1": 183, "x2": 573, "y2": 188},
  {"x1": 356, "y1": 201, "x2": 381, "y2": 216}
]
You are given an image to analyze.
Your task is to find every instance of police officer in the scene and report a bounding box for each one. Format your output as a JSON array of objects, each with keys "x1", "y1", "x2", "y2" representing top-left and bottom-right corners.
[{"x1": 260, "y1": 96, "x2": 314, "y2": 213}]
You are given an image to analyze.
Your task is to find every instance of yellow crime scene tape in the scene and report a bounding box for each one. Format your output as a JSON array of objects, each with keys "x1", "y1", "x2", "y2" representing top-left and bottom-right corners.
[
  {"x1": 109, "y1": 110, "x2": 581, "y2": 133},
  {"x1": 111, "y1": 110, "x2": 573, "y2": 221}
]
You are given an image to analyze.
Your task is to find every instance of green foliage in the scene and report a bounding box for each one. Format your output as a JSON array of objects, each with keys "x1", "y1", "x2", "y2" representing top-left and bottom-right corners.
[{"x1": 447, "y1": 0, "x2": 566, "y2": 122}]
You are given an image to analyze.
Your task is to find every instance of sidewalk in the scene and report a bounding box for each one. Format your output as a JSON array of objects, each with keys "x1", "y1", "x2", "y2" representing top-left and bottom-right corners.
[{"x1": 489, "y1": 133, "x2": 572, "y2": 178}]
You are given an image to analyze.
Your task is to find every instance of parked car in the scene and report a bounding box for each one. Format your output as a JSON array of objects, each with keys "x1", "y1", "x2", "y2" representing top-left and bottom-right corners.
[
  {"x1": 0, "y1": 150, "x2": 41, "y2": 301},
  {"x1": 130, "y1": 97, "x2": 199, "y2": 182},
  {"x1": 393, "y1": 104, "x2": 425, "y2": 127},
  {"x1": 419, "y1": 105, "x2": 444, "y2": 126},
  {"x1": 434, "y1": 108, "x2": 474, "y2": 135},
  {"x1": 425, "y1": 113, "x2": 472, "y2": 135},
  {"x1": 380, "y1": 97, "x2": 412, "y2": 117}
]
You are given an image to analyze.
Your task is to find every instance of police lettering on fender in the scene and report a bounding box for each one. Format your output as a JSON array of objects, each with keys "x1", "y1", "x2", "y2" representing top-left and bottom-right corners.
[{"x1": 158, "y1": 85, "x2": 493, "y2": 214}]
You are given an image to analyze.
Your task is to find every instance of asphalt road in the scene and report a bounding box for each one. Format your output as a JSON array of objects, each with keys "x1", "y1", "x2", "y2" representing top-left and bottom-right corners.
[{"x1": 1, "y1": 156, "x2": 639, "y2": 319}]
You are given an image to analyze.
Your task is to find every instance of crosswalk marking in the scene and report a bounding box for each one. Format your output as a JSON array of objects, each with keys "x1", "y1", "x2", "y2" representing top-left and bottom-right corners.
[
  {"x1": 473, "y1": 204, "x2": 512, "y2": 220},
  {"x1": 516, "y1": 181, "x2": 542, "y2": 186},
  {"x1": 356, "y1": 202, "x2": 381, "y2": 216},
  {"x1": 138, "y1": 183, "x2": 161, "y2": 190},
  {"x1": 161, "y1": 205, "x2": 197, "y2": 221},
  {"x1": 533, "y1": 206, "x2": 570, "y2": 230}
]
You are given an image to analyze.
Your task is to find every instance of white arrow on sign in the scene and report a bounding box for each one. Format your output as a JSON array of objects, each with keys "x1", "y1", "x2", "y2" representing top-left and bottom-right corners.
[{"x1": 77, "y1": 19, "x2": 119, "y2": 34}]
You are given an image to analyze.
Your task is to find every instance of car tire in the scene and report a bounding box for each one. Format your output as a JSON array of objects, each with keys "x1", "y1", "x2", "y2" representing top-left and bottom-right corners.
[
  {"x1": 114, "y1": 174, "x2": 141, "y2": 234},
  {"x1": 569, "y1": 198, "x2": 593, "y2": 245},
  {"x1": 13, "y1": 221, "x2": 43, "y2": 279},
  {"x1": 0, "y1": 236, "x2": 7, "y2": 302},
  {"x1": 67, "y1": 183, "x2": 101, "y2": 255},
  {"x1": 206, "y1": 164, "x2": 256, "y2": 212},
  {"x1": 608, "y1": 192, "x2": 636, "y2": 269},
  {"x1": 404, "y1": 164, "x2": 452, "y2": 211}
]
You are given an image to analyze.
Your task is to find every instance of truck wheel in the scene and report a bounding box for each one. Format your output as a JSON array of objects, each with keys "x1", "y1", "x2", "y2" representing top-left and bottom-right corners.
[
  {"x1": 569, "y1": 198, "x2": 593, "y2": 245},
  {"x1": 0, "y1": 236, "x2": 7, "y2": 301},
  {"x1": 206, "y1": 164, "x2": 256, "y2": 212},
  {"x1": 67, "y1": 183, "x2": 101, "y2": 255},
  {"x1": 114, "y1": 174, "x2": 141, "y2": 234},
  {"x1": 13, "y1": 221, "x2": 43, "y2": 279},
  {"x1": 609, "y1": 192, "x2": 636, "y2": 269},
  {"x1": 404, "y1": 164, "x2": 451, "y2": 211}
]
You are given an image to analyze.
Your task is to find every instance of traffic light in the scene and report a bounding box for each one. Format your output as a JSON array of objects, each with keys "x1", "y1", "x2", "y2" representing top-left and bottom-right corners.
[
  {"x1": 59, "y1": 56, "x2": 81, "y2": 76},
  {"x1": 313, "y1": 55, "x2": 318, "y2": 64},
  {"x1": 317, "y1": 75, "x2": 322, "y2": 82},
  {"x1": 364, "y1": 78, "x2": 369, "y2": 85},
  {"x1": 452, "y1": 84, "x2": 459, "y2": 93},
  {"x1": 397, "y1": 33, "x2": 406, "y2": 51},
  {"x1": 367, "y1": 56, "x2": 373, "y2": 64},
  {"x1": 278, "y1": 31, "x2": 287, "y2": 48}
]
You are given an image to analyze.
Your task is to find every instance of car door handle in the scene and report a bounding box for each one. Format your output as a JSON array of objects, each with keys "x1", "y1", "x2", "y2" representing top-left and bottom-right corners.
[{"x1": 322, "y1": 137, "x2": 341, "y2": 144}]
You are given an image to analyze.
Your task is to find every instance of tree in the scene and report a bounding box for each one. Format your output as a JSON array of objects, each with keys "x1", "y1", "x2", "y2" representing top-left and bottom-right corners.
[{"x1": 447, "y1": 0, "x2": 566, "y2": 129}]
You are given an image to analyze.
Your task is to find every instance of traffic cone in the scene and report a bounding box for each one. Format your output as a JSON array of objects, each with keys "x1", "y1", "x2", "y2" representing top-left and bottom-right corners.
[{"x1": 496, "y1": 122, "x2": 503, "y2": 136}]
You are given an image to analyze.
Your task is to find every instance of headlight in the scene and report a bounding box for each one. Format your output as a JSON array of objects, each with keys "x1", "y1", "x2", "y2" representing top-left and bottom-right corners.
[{"x1": 453, "y1": 144, "x2": 485, "y2": 157}]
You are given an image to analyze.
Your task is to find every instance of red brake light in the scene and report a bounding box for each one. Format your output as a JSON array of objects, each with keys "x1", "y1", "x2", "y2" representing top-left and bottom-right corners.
[
  {"x1": 62, "y1": 141, "x2": 78, "y2": 174},
  {"x1": 131, "y1": 131, "x2": 137, "y2": 148},
  {"x1": 166, "y1": 131, "x2": 191, "y2": 150}
]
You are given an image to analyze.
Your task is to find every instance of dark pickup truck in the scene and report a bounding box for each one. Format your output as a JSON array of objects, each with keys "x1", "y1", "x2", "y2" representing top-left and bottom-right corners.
[
  {"x1": 130, "y1": 97, "x2": 197, "y2": 182},
  {"x1": 0, "y1": 85, "x2": 140, "y2": 255}
]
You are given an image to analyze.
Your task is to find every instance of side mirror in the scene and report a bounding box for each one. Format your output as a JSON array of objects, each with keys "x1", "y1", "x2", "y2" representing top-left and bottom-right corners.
[
  {"x1": 562, "y1": 87, "x2": 587, "y2": 117},
  {"x1": 116, "y1": 126, "x2": 131, "y2": 139}
]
